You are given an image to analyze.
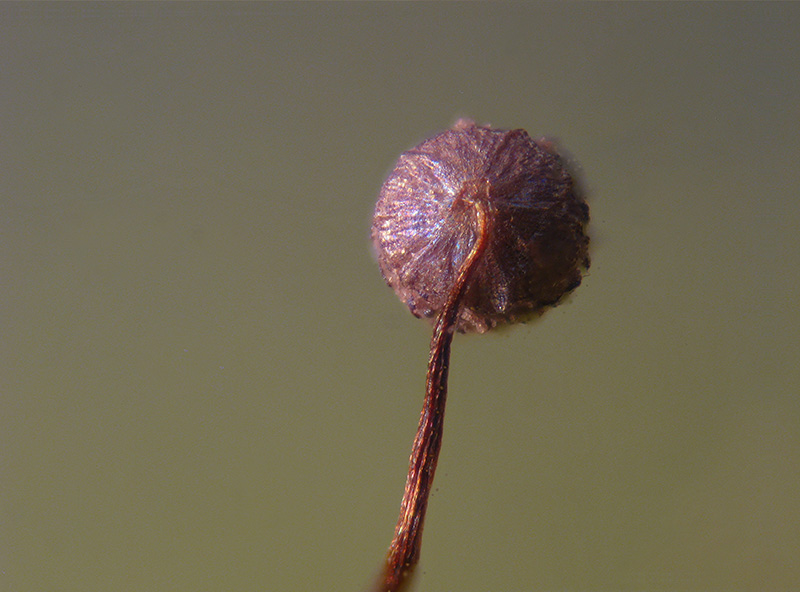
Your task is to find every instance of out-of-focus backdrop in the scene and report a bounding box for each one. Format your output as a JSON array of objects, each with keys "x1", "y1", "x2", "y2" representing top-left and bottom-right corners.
[{"x1": 3, "y1": 4, "x2": 798, "y2": 591}]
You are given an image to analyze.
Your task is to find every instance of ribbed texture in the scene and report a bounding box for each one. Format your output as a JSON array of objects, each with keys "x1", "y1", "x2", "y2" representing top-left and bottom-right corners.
[{"x1": 372, "y1": 119, "x2": 590, "y2": 333}]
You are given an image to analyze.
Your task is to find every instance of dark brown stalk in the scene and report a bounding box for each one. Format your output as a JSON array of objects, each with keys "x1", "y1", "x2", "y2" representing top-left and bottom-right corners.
[{"x1": 374, "y1": 201, "x2": 490, "y2": 592}]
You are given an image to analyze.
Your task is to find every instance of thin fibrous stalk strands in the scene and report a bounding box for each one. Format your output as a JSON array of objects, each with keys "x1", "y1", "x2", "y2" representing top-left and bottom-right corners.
[{"x1": 375, "y1": 201, "x2": 490, "y2": 592}]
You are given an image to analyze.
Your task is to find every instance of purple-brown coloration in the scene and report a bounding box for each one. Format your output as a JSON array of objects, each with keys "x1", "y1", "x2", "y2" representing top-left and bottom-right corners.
[
  {"x1": 370, "y1": 120, "x2": 590, "y2": 592},
  {"x1": 372, "y1": 118, "x2": 589, "y2": 333}
]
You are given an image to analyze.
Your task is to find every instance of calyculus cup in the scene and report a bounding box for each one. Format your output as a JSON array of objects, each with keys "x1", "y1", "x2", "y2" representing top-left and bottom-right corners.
[{"x1": 372, "y1": 119, "x2": 590, "y2": 333}]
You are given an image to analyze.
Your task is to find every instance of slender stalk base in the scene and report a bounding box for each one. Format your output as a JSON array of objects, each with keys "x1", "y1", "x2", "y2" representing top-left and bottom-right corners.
[{"x1": 374, "y1": 202, "x2": 489, "y2": 592}]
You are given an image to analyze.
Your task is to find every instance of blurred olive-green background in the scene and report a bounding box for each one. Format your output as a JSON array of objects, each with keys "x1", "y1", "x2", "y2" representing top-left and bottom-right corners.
[{"x1": 3, "y1": 4, "x2": 799, "y2": 591}]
